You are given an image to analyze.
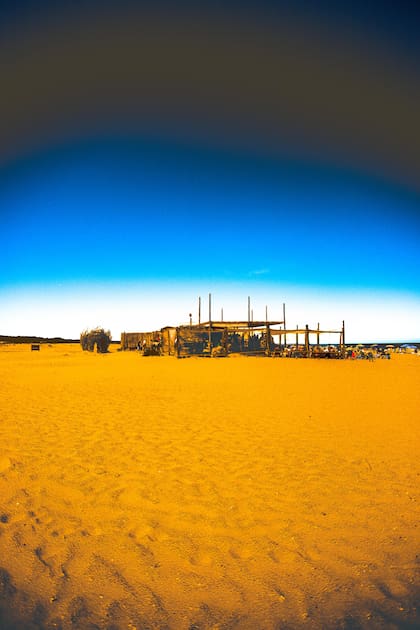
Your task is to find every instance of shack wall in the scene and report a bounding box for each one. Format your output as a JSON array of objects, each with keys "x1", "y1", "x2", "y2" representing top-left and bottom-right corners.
[{"x1": 161, "y1": 327, "x2": 177, "y2": 356}]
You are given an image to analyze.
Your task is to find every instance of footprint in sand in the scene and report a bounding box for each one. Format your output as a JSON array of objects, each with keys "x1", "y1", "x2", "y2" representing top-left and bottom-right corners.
[{"x1": 68, "y1": 595, "x2": 94, "y2": 625}]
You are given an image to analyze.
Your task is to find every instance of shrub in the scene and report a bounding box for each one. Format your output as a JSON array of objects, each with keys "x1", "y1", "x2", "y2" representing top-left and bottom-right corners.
[{"x1": 80, "y1": 328, "x2": 112, "y2": 353}]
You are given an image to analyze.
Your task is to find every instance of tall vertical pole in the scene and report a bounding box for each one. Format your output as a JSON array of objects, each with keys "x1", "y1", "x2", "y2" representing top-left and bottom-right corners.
[
  {"x1": 283, "y1": 302, "x2": 287, "y2": 348},
  {"x1": 221, "y1": 307, "x2": 223, "y2": 322},
  {"x1": 317, "y1": 322, "x2": 320, "y2": 346},
  {"x1": 208, "y1": 293, "x2": 212, "y2": 353},
  {"x1": 341, "y1": 320, "x2": 345, "y2": 358},
  {"x1": 296, "y1": 325, "x2": 299, "y2": 349},
  {"x1": 265, "y1": 305, "x2": 269, "y2": 354},
  {"x1": 198, "y1": 296, "x2": 201, "y2": 326},
  {"x1": 305, "y1": 324, "x2": 310, "y2": 357},
  {"x1": 248, "y1": 296, "x2": 251, "y2": 325}
]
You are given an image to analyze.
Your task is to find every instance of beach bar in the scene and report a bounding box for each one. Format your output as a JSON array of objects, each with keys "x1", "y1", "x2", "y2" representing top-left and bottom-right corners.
[{"x1": 121, "y1": 295, "x2": 345, "y2": 358}]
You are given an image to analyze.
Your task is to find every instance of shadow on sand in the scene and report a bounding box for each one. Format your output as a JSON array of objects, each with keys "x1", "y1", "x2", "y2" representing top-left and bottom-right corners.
[{"x1": 1, "y1": 565, "x2": 419, "y2": 629}]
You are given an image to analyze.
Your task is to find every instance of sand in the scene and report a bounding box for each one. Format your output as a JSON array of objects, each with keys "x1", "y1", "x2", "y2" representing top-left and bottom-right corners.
[{"x1": 0, "y1": 344, "x2": 419, "y2": 629}]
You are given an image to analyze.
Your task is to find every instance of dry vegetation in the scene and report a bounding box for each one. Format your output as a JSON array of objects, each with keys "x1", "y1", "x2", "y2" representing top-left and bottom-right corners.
[
  {"x1": 0, "y1": 344, "x2": 419, "y2": 629},
  {"x1": 80, "y1": 329, "x2": 112, "y2": 353}
]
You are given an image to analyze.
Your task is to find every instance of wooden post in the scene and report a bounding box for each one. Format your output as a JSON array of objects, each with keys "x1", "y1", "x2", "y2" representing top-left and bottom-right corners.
[
  {"x1": 265, "y1": 305, "x2": 268, "y2": 323},
  {"x1": 341, "y1": 320, "x2": 346, "y2": 357},
  {"x1": 176, "y1": 327, "x2": 180, "y2": 358},
  {"x1": 283, "y1": 303, "x2": 286, "y2": 347},
  {"x1": 198, "y1": 296, "x2": 201, "y2": 325},
  {"x1": 317, "y1": 322, "x2": 320, "y2": 346},
  {"x1": 208, "y1": 293, "x2": 212, "y2": 353},
  {"x1": 266, "y1": 322, "x2": 271, "y2": 355},
  {"x1": 305, "y1": 324, "x2": 310, "y2": 357},
  {"x1": 221, "y1": 307, "x2": 223, "y2": 322},
  {"x1": 248, "y1": 296, "x2": 251, "y2": 325},
  {"x1": 296, "y1": 325, "x2": 299, "y2": 349}
]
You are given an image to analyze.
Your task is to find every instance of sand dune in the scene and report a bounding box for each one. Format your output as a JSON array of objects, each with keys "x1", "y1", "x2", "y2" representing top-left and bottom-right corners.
[{"x1": 0, "y1": 344, "x2": 419, "y2": 629}]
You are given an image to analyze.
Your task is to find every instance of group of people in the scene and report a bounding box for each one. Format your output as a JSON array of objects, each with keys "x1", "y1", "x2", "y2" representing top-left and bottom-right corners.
[
  {"x1": 347, "y1": 348, "x2": 390, "y2": 360},
  {"x1": 137, "y1": 338, "x2": 162, "y2": 355}
]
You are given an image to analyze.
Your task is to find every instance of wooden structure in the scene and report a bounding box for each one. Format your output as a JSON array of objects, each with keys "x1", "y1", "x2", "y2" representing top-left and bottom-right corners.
[
  {"x1": 274, "y1": 322, "x2": 346, "y2": 358},
  {"x1": 121, "y1": 295, "x2": 345, "y2": 358},
  {"x1": 121, "y1": 332, "x2": 150, "y2": 351},
  {"x1": 173, "y1": 320, "x2": 284, "y2": 358},
  {"x1": 121, "y1": 320, "x2": 346, "y2": 359},
  {"x1": 121, "y1": 330, "x2": 167, "y2": 355}
]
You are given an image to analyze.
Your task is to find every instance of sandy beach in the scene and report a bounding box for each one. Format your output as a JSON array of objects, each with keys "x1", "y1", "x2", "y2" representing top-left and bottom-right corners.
[{"x1": 0, "y1": 344, "x2": 419, "y2": 629}]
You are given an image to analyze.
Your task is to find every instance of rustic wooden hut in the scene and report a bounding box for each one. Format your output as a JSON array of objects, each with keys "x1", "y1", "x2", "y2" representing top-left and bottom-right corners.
[
  {"x1": 120, "y1": 303, "x2": 345, "y2": 358},
  {"x1": 170, "y1": 320, "x2": 284, "y2": 357},
  {"x1": 121, "y1": 332, "x2": 146, "y2": 351},
  {"x1": 121, "y1": 330, "x2": 164, "y2": 354}
]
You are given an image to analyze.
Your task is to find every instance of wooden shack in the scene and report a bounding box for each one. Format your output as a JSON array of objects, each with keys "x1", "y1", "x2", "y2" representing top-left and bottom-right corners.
[
  {"x1": 172, "y1": 320, "x2": 284, "y2": 357},
  {"x1": 121, "y1": 331, "x2": 163, "y2": 353},
  {"x1": 120, "y1": 292, "x2": 346, "y2": 360},
  {"x1": 121, "y1": 320, "x2": 346, "y2": 358},
  {"x1": 121, "y1": 332, "x2": 144, "y2": 351}
]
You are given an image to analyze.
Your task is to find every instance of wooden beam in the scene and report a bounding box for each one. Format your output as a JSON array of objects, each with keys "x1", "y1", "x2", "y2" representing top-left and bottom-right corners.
[{"x1": 187, "y1": 320, "x2": 283, "y2": 329}]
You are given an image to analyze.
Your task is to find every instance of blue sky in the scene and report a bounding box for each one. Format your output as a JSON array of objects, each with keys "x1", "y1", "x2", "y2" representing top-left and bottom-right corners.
[
  {"x1": 1, "y1": 136, "x2": 419, "y2": 342},
  {"x1": 1, "y1": 2, "x2": 419, "y2": 341},
  {"x1": 2, "y1": 137, "x2": 419, "y2": 290}
]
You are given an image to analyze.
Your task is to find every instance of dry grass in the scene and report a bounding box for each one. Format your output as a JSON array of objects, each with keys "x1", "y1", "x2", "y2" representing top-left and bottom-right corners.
[{"x1": 0, "y1": 344, "x2": 419, "y2": 629}]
